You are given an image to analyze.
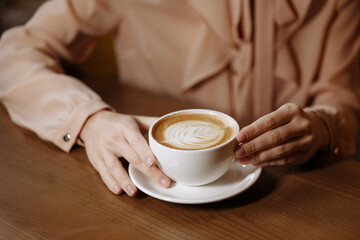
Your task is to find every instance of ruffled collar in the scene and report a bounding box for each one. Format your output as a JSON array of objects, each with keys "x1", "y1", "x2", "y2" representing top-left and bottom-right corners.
[{"x1": 186, "y1": 0, "x2": 313, "y2": 46}]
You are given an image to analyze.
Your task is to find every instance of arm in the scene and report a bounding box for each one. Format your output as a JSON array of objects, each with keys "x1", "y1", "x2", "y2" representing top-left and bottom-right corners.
[
  {"x1": 0, "y1": 0, "x2": 170, "y2": 195},
  {"x1": 307, "y1": 0, "x2": 360, "y2": 158},
  {"x1": 235, "y1": 0, "x2": 360, "y2": 165},
  {"x1": 0, "y1": 0, "x2": 120, "y2": 152}
]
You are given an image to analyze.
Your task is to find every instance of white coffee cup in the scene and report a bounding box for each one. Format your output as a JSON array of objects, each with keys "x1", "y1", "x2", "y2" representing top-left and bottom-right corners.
[{"x1": 149, "y1": 109, "x2": 239, "y2": 186}]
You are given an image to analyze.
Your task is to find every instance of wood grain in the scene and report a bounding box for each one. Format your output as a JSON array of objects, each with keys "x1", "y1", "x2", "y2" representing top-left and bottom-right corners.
[{"x1": 1, "y1": 83, "x2": 359, "y2": 240}]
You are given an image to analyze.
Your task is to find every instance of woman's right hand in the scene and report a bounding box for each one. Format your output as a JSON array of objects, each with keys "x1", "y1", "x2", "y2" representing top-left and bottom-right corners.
[{"x1": 79, "y1": 110, "x2": 171, "y2": 196}]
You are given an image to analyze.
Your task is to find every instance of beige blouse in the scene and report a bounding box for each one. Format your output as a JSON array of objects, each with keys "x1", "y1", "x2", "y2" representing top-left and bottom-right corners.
[{"x1": 0, "y1": 0, "x2": 359, "y2": 157}]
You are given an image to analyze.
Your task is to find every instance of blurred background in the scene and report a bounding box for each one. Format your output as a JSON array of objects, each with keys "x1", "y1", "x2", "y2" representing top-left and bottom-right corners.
[{"x1": 0, "y1": 0, "x2": 45, "y2": 33}]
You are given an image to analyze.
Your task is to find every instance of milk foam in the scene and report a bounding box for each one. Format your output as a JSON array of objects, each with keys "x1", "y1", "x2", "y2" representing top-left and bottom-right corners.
[{"x1": 160, "y1": 120, "x2": 226, "y2": 150}]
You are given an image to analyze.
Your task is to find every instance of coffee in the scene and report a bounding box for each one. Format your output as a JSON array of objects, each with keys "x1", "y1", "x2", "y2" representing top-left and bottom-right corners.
[
  {"x1": 150, "y1": 109, "x2": 240, "y2": 186},
  {"x1": 152, "y1": 111, "x2": 237, "y2": 150}
]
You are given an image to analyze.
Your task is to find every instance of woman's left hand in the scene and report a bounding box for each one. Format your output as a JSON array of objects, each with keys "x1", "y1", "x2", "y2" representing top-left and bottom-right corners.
[{"x1": 235, "y1": 103, "x2": 330, "y2": 167}]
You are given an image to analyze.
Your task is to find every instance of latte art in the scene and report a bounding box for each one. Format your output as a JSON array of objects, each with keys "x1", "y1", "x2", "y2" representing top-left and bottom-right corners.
[
  {"x1": 160, "y1": 120, "x2": 226, "y2": 150},
  {"x1": 152, "y1": 112, "x2": 237, "y2": 150}
]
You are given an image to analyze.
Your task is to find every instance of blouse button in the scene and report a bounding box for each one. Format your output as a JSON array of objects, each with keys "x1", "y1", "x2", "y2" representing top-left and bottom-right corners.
[{"x1": 63, "y1": 133, "x2": 71, "y2": 142}]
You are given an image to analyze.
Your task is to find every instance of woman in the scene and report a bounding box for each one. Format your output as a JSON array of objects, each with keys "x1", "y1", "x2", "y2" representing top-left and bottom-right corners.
[{"x1": 0, "y1": 0, "x2": 359, "y2": 196}]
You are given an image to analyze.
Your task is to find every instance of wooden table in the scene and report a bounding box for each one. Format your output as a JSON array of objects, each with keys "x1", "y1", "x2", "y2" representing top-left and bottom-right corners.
[{"x1": 1, "y1": 81, "x2": 359, "y2": 240}]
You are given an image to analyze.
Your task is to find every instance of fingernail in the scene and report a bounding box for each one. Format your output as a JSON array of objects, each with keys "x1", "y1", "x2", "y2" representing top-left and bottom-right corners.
[
  {"x1": 160, "y1": 177, "x2": 170, "y2": 188},
  {"x1": 146, "y1": 157, "x2": 155, "y2": 167},
  {"x1": 236, "y1": 148, "x2": 246, "y2": 158},
  {"x1": 237, "y1": 132, "x2": 247, "y2": 143},
  {"x1": 114, "y1": 185, "x2": 121, "y2": 194},
  {"x1": 126, "y1": 185, "x2": 137, "y2": 196}
]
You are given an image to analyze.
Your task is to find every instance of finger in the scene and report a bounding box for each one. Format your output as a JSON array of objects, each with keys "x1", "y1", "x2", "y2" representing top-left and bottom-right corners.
[
  {"x1": 115, "y1": 140, "x2": 171, "y2": 188},
  {"x1": 254, "y1": 152, "x2": 308, "y2": 167},
  {"x1": 125, "y1": 129, "x2": 156, "y2": 167},
  {"x1": 102, "y1": 150, "x2": 137, "y2": 197},
  {"x1": 238, "y1": 135, "x2": 314, "y2": 166},
  {"x1": 235, "y1": 119, "x2": 306, "y2": 158},
  {"x1": 90, "y1": 153, "x2": 123, "y2": 195},
  {"x1": 237, "y1": 103, "x2": 301, "y2": 143}
]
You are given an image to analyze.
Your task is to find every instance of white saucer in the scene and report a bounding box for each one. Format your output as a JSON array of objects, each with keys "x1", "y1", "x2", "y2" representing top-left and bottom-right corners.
[{"x1": 129, "y1": 162, "x2": 262, "y2": 204}]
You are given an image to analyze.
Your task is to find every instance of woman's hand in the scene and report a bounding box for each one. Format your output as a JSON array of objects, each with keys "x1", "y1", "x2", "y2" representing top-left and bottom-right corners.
[
  {"x1": 79, "y1": 110, "x2": 171, "y2": 196},
  {"x1": 235, "y1": 103, "x2": 330, "y2": 167}
]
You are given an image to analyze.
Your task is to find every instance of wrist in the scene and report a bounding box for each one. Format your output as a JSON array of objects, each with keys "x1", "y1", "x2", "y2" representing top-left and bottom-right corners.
[
  {"x1": 314, "y1": 113, "x2": 331, "y2": 150},
  {"x1": 306, "y1": 109, "x2": 330, "y2": 150},
  {"x1": 79, "y1": 109, "x2": 110, "y2": 143}
]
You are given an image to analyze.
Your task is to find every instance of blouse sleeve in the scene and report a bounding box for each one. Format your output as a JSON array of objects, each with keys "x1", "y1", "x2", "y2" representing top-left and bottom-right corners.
[
  {"x1": 0, "y1": 0, "x2": 122, "y2": 152},
  {"x1": 307, "y1": 0, "x2": 360, "y2": 158}
]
